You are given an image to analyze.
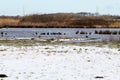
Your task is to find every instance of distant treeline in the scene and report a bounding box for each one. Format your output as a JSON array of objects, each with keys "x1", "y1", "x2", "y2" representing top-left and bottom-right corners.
[{"x1": 1, "y1": 13, "x2": 120, "y2": 28}]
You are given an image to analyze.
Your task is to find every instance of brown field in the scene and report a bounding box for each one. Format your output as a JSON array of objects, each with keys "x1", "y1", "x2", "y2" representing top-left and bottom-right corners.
[
  {"x1": 0, "y1": 17, "x2": 19, "y2": 28},
  {"x1": 0, "y1": 13, "x2": 120, "y2": 28}
]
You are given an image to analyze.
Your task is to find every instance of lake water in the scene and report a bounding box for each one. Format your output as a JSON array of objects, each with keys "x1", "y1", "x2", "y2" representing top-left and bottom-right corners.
[{"x1": 0, "y1": 28, "x2": 120, "y2": 41}]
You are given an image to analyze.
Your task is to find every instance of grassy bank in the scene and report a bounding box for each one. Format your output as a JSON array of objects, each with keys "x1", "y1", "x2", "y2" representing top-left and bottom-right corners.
[{"x1": 0, "y1": 39, "x2": 120, "y2": 48}]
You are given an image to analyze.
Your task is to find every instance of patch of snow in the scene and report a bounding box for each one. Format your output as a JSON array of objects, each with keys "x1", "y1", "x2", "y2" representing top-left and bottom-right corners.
[{"x1": 0, "y1": 45, "x2": 120, "y2": 80}]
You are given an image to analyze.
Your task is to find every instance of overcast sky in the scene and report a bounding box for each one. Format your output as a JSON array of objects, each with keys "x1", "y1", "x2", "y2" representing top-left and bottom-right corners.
[{"x1": 0, "y1": 0, "x2": 120, "y2": 16}]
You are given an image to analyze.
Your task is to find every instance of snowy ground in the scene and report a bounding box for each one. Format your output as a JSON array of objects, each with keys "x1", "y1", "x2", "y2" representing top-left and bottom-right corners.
[{"x1": 0, "y1": 44, "x2": 120, "y2": 80}]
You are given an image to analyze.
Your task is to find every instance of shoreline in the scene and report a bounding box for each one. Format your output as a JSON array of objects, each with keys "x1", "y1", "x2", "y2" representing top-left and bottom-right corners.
[{"x1": 0, "y1": 39, "x2": 120, "y2": 48}]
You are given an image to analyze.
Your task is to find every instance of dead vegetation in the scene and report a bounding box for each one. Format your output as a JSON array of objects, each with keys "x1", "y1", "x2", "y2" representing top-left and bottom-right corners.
[
  {"x1": 0, "y1": 16, "x2": 19, "y2": 28},
  {"x1": 0, "y1": 13, "x2": 120, "y2": 28}
]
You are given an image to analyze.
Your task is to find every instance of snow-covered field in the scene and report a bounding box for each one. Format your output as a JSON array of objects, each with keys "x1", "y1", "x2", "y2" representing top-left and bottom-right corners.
[{"x1": 0, "y1": 44, "x2": 120, "y2": 80}]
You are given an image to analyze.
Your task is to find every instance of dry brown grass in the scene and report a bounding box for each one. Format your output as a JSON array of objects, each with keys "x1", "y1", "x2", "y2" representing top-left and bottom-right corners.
[
  {"x1": 109, "y1": 20, "x2": 120, "y2": 28},
  {"x1": 0, "y1": 14, "x2": 120, "y2": 28},
  {"x1": 0, "y1": 18, "x2": 19, "y2": 27}
]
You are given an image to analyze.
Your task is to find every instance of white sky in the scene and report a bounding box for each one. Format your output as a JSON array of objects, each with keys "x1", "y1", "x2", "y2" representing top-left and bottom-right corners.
[{"x1": 0, "y1": 0, "x2": 120, "y2": 16}]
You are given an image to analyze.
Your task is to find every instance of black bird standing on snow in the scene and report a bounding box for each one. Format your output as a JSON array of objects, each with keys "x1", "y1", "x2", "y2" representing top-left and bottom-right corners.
[{"x1": 0, "y1": 74, "x2": 8, "y2": 78}]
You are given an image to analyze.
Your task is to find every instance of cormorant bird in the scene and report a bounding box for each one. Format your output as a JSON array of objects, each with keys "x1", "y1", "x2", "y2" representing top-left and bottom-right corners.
[{"x1": 0, "y1": 74, "x2": 8, "y2": 78}]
